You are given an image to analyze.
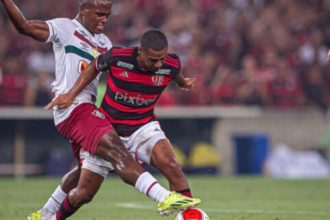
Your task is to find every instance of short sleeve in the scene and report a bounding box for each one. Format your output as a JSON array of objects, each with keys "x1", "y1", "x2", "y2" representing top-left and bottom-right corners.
[{"x1": 45, "y1": 18, "x2": 72, "y2": 46}]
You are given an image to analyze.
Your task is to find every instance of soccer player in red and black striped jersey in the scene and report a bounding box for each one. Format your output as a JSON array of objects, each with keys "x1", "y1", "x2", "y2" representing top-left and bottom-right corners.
[
  {"x1": 2, "y1": 0, "x2": 200, "y2": 219},
  {"x1": 48, "y1": 29, "x2": 197, "y2": 200}
]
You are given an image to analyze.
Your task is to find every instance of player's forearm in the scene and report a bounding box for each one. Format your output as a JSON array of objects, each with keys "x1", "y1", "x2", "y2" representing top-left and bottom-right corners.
[
  {"x1": 1, "y1": 0, "x2": 48, "y2": 41},
  {"x1": 2, "y1": 0, "x2": 30, "y2": 33},
  {"x1": 67, "y1": 60, "x2": 99, "y2": 100},
  {"x1": 175, "y1": 73, "x2": 185, "y2": 87}
]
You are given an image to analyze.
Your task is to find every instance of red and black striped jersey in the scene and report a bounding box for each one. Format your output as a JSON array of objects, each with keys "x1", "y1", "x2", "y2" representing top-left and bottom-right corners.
[{"x1": 95, "y1": 47, "x2": 181, "y2": 136}]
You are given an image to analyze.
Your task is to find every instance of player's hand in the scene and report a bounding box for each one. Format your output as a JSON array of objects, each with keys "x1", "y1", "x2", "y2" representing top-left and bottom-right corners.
[
  {"x1": 177, "y1": 78, "x2": 196, "y2": 91},
  {"x1": 44, "y1": 93, "x2": 75, "y2": 110}
]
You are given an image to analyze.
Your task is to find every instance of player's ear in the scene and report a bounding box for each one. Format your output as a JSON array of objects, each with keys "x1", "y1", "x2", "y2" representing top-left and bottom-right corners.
[{"x1": 79, "y1": 2, "x2": 88, "y2": 15}]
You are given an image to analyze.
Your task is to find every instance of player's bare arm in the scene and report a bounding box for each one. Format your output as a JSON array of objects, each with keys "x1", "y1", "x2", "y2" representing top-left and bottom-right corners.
[
  {"x1": 1, "y1": 0, "x2": 49, "y2": 41},
  {"x1": 44, "y1": 59, "x2": 99, "y2": 110},
  {"x1": 175, "y1": 73, "x2": 196, "y2": 92},
  {"x1": 328, "y1": 50, "x2": 330, "y2": 61}
]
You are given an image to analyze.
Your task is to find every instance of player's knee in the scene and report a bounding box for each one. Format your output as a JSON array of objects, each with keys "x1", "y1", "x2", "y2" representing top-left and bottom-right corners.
[
  {"x1": 79, "y1": 190, "x2": 95, "y2": 204},
  {"x1": 60, "y1": 166, "x2": 81, "y2": 188}
]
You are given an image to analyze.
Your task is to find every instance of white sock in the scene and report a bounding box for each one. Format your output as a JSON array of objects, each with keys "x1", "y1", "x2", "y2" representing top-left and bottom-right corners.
[
  {"x1": 135, "y1": 172, "x2": 170, "y2": 203},
  {"x1": 41, "y1": 186, "x2": 67, "y2": 216}
]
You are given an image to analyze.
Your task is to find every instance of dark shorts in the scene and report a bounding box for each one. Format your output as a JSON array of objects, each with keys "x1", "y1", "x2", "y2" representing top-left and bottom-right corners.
[{"x1": 56, "y1": 103, "x2": 114, "y2": 160}]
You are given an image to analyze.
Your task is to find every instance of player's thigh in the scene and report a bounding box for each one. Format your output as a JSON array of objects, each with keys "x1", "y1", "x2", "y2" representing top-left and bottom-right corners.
[
  {"x1": 96, "y1": 130, "x2": 131, "y2": 162},
  {"x1": 126, "y1": 121, "x2": 168, "y2": 164},
  {"x1": 80, "y1": 148, "x2": 113, "y2": 178},
  {"x1": 57, "y1": 104, "x2": 113, "y2": 155}
]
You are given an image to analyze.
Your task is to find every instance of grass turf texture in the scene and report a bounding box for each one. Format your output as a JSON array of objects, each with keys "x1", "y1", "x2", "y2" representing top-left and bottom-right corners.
[{"x1": 0, "y1": 176, "x2": 329, "y2": 220}]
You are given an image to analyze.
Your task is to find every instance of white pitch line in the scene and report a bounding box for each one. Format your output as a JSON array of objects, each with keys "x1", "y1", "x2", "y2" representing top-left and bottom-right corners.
[
  {"x1": 116, "y1": 203, "x2": 153, "y2": 210},
  {"x1": 116, "y1": 203, "x2": 329, "y2": 216}
]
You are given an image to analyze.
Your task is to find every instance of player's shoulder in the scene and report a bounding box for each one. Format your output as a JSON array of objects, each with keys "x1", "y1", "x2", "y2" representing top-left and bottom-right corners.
[
  {"x1": 96, "y1": 33, "x2": 112, "y2": 49},
  {"x1": 47, "y1": 17, "x2": 73, "y2": 26},
  {"x1": 165, "y1": 52, "x2": 180, "y2": 69},
  {"x1": 167, "y1": 52, "x2": 179, "y2": 60},
  {"x1": 110, "y1": 46, "x2": 136, "y2": 57},
  {"x1": 46, "y1": 18, "x2": 76, "y2": 43}
]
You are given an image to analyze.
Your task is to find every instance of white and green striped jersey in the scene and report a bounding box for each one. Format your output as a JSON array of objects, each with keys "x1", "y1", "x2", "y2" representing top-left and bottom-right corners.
[{"x1": 46, "y1": 18, "x2": 112, "y2": 124}]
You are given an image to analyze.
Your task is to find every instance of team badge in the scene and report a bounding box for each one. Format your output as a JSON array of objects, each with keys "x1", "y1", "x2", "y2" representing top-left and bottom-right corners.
[
  {"x1": 92, "y1": 110, "x2": 105, "y2": 119},
  {"x1": 151, "y1": 75, "x2": 164, "y2": 86}
]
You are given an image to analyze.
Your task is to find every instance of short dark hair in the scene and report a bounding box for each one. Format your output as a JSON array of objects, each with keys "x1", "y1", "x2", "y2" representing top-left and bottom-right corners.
[
  {"x1": 80, "y1": 0, "x2": 112, "y2": 7},
  {"x1": 141, "y1": 29, "x2": 168, "y2": 51}
]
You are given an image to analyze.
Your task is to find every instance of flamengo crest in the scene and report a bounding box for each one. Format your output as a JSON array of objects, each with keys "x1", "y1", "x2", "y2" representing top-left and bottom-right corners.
[{"x1": 151, "y1": 75, "x2": 164, "y2": 86}]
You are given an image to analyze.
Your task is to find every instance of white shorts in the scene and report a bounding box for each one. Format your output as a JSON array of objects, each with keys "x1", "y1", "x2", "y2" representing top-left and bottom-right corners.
[
  {"x1": 121, "y1": 121, "x2": 167, "y2": 164},
  {"x1": 80, "y1": 121, "x2": 167, "y2": 177},
  {"x1": 80, "y1": 148, "x2": 113, "y2": 178}
]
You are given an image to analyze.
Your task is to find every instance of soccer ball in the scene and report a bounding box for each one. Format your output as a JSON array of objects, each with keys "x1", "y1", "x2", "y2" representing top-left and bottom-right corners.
[{"x1": 175, "y1": 208, "x2": 209, "y2": 220}]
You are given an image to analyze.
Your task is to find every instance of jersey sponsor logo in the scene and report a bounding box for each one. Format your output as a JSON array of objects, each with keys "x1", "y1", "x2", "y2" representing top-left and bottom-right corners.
[
  {"x1": 115, "y1": 92, "x2": 157, "y2": 106},
  {"x1": 92, "y1": 110, "x2": 105, "y2": 119},
  {"x1": 155, "y1": 69, "x2": 171, "y2": 75},
  {"x1": 117, "y1": 61, "x2": 134, "y2": 70},
  {"x1": 151, "y1": 75, "x2": 164, "y2": 86}
]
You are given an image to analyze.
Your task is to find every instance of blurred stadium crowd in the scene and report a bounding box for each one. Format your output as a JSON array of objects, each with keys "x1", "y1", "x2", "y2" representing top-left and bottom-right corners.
[{"x1": 0, "y1": 0, "x2": 330, "y2": 111}]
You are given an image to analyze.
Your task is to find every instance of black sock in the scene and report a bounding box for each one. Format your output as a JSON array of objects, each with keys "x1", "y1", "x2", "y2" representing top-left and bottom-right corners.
[{"x1": 56, "y1": 196, "x2": 78, "y2": 220}]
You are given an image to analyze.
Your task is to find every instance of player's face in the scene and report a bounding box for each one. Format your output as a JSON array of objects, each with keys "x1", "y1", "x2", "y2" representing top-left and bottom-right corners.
[
  {"x1": 138, "y1": 47, "x2": 167, "y2": 72},
  {"x1": 79, "y1": 0, "x2": 112, "y2": 34}
]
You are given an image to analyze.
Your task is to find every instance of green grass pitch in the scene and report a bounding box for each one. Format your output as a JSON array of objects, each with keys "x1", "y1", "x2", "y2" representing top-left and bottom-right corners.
[{"x1": 0, "y1": 176, "x2": 330, "y2": 220}]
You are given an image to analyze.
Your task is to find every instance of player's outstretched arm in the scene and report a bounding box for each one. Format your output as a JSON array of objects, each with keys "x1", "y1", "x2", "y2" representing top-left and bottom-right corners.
[
  {"x1": 175, "y1": 73, "x2": 196, "y2": 92},
  {"x1": 1, "y1": 0, "x2": 49, "y2": 41},
  {"x1": 44, "y1": 59, "x2": 99, "y2": 110}
]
